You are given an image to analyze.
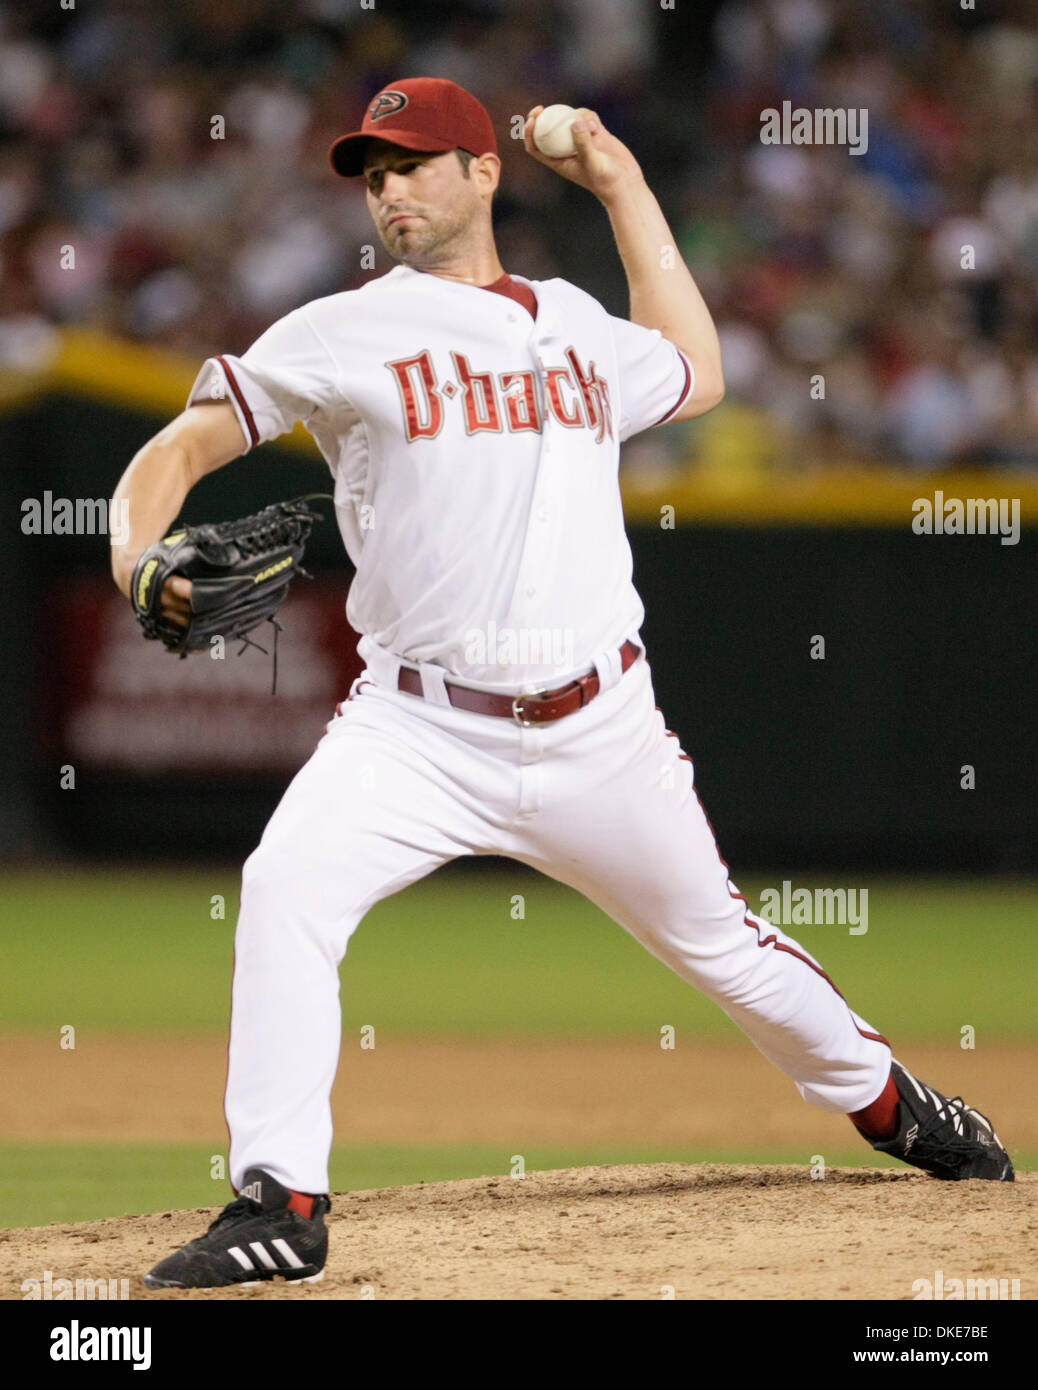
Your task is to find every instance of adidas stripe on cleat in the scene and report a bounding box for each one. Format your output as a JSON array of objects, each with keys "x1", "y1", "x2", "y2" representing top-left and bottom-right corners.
[
  {"x1": 143, "y1": 1167, "x2": 330, "y2": 1290},
  {"x1": 864, "y1": 1060, "x2": 1014, "y2": 1182}
]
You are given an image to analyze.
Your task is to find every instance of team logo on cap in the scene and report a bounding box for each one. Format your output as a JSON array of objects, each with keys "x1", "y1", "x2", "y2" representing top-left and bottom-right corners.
[{"x1": 369, "y1": 91, "x2": 409, "y2": 121}]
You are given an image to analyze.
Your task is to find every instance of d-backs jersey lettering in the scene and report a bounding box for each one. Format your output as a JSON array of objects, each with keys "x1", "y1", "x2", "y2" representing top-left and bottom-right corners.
[{"x1": 186, "y1": 264, "x2": 694, "y2": 688}]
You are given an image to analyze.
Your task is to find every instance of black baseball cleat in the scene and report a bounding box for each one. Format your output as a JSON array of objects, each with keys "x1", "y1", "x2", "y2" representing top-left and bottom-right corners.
[
  {"x1": 865, "y1": 1060, "x2": 1014, "y2": 1181},
  {"x1": 143, "y1": 1168, "x2": 331, "y2": 1289}
]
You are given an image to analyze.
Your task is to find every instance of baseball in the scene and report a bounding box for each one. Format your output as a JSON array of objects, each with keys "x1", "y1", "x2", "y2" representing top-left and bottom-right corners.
[{"x1": 534, "y1": 104, "x2": 579, "y2": 158}]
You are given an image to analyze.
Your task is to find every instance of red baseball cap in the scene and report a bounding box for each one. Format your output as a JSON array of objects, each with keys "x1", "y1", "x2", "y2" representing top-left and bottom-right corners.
[{"x1": 329, "y1": 77, "x2": 498, "y2": 178}]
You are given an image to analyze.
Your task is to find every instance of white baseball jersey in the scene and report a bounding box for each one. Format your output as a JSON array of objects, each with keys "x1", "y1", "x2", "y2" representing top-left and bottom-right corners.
[
  {"x1": 186, "y1": 265, "x2": 694, "y2": 689},
  {"x1": 189, "y1": 264, "x2": 890, "y2": 1203}
]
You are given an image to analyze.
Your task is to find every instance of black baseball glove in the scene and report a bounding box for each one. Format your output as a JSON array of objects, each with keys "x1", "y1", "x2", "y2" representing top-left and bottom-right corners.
[{"x1": 130, "y1": 496, "x2": 327, "y2": 667}]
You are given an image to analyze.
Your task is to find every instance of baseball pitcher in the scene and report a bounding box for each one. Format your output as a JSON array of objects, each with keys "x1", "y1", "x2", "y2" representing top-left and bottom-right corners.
[{"x1": 109, "y1": 78, "x2": 1013, "y2": 1292}]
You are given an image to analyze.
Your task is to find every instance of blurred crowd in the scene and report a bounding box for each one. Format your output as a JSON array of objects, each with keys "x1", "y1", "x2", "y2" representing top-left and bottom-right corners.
[{"x1": 2, "y1": 0, "x2": 1037, "y2": 471}]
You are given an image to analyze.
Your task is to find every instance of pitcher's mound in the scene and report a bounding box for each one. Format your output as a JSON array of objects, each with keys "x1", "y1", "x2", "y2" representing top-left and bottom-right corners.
[{"x1": 4, "y1": 1164, "x2": 1032, "y2": 1301}]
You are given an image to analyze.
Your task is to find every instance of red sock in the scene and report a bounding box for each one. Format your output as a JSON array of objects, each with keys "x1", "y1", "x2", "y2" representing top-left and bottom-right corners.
[
  {"x1": 850, "y1": 1071, "x2": 900, "y2": 1141},
  {"x1": 286, "y1": 1190, "x2": 316, "y2": 1219}
]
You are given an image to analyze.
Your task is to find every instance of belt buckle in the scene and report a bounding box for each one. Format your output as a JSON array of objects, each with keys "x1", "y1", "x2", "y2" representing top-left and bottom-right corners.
[{"x1": 511, "y1": 688, "x2": 547, "y2": 727}]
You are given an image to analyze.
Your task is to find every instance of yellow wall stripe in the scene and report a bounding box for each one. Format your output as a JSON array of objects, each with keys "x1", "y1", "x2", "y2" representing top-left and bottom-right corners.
[
  {"x1": 2, "y1": 328, "x2": 1034, "y2": 524},
  {"x1": 621, "y1": 467, "x2": 1038, "y2": 525}
]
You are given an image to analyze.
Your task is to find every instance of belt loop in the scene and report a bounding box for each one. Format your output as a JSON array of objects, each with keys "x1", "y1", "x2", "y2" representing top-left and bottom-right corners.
[
  {"x1": 592, "y1": 644, "x2": 624, "y2": 694},
  {"x1": 358, "y1": 638, "x2": 403, "y2": 690},
  {"x1": 418, "y1": 662, "x2": 453, "y2": 706}
]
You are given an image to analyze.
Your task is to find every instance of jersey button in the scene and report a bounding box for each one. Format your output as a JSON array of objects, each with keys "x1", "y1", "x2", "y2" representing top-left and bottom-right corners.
[{"x1": 525, "y1": 585, "x2": 536, "y2": 597}]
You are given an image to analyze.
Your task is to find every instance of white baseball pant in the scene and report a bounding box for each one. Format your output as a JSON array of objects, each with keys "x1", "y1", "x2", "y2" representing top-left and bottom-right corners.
[{"x1": 225, "y1": 649, "x2": 891, "y2": 1193}]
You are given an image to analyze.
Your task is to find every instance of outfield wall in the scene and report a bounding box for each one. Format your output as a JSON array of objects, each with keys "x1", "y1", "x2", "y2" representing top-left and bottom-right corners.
[{"x1": 2, "y1": 395, "x2": 1033, "y2": 871}]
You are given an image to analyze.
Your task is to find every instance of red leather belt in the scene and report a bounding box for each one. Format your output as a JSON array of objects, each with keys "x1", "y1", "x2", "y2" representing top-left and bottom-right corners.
[{"x1": 397, "y1": 639, "x2": 641, "y2": 726}]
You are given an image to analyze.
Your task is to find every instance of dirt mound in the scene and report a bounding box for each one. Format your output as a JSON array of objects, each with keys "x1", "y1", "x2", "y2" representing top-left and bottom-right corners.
[{"x1": 3, "y1": 1164, "x2": 1033, "y2": 1300}]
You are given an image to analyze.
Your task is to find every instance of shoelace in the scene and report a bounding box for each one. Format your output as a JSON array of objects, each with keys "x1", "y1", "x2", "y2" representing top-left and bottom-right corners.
[
  {"x1": 207, "y1": 1193, "x2": 262, "y2": 1233},
  {"x1": 913, "y1": 1095, "x2": 990, "y2": 1161}
]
